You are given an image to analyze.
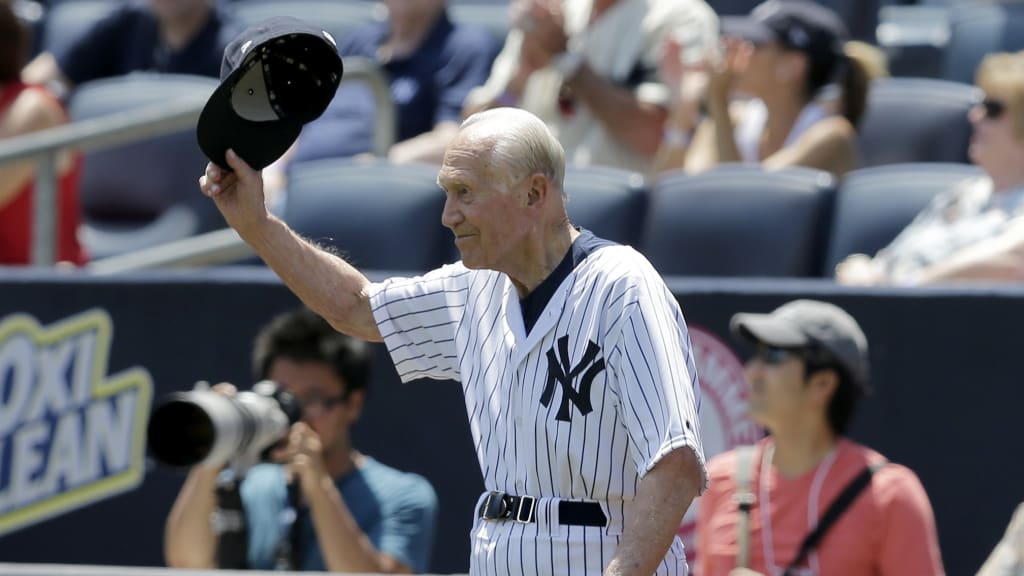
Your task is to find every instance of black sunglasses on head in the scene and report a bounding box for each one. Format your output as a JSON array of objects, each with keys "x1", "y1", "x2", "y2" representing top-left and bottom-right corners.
[{"x1": 980, "y1": 98, "x2": 1007, "y2": 120}]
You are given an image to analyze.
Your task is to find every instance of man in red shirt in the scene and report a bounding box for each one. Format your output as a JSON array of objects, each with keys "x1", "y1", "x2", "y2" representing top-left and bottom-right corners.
[{"x1": 696, "y1": 299, "x2": 944, "y2": 576}]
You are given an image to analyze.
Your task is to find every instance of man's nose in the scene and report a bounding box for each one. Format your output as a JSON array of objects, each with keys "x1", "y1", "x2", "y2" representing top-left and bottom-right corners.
[{"x1": 441, "y1": 195, "x2": 462, "y2": 229}]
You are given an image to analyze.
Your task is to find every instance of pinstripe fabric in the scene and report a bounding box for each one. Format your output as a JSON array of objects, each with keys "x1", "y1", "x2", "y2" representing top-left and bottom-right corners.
[{"x1": 369, "y1": 245, "x2": 707, "y2": 575}]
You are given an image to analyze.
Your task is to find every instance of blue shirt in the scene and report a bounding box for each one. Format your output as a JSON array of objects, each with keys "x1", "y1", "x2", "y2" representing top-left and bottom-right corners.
[
  {"x1": 290, "y1": 11, "x2": 499, "y2": 163},
  {"x1": 240, "y1": 458, "x2": 438, "y2": 572},
  {"x1": 58, "y1": 0, "x2": 241, "y2": 86}
]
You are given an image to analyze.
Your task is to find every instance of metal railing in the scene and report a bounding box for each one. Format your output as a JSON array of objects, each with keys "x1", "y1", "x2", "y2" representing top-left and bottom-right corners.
[{"x1": 0, "y1": 58, "x2": 394, "y2": 266}]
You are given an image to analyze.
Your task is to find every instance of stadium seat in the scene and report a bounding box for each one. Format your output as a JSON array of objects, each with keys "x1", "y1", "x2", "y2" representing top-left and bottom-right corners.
[
  {"x1": 68, "y1": 73, "x2": 223, "y2": 259},
  {"x1": 283, "y1": 158, "x2": 450, "y2": 271},
  {"x1": 856, "y1": 77, "x2": 978, "y2": 168},
  {"x1": 39, "y1": 0, "x2": 118, "y2": 60},
  {"x1": 943, "y1": 0, "x2": 1024, "y2": 84},
  {"x1": 876, "y1": 4, "x2": 949, "y2": 78},
  {"x1": 232, "y1": 0, "x2": 383, "y2": 43},
  {"x1": 640, "y1": 165, "x2": 836, "y2": 278},
  {"x1": 564, "y1": 166, "x2": 648, "y2": 248},
  {"x1": 823, "y1": 162, "x2": 982, "y2": 273}
]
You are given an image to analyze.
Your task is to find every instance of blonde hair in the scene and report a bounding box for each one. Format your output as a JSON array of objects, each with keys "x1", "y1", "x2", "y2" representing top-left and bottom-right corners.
[
  {"x1": 460, "y1": 107, "x2": 566, "y2": 193},
  {"x1": 975, "y1": 50, "x2": 1024, "y2": 140}
]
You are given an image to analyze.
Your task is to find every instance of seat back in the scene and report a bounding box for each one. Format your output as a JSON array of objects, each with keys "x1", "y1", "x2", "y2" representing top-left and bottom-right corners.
[
  {"x1": 943, "y1": 1, "x2": 1024, "y2": 84},
  {"x1": 823, "y1": 162, "x2": 983, "y2": 272},
  {"x1": 564, "y1": 166, "x2": 648, "y2": 248},
  {"x1": 283, "y1": 158, "x2": 449, "y2": 272},
  {"x1": 857, "y1": 77, "x2": 978, "y2": 168},
  {"x1": 641, "y1": 165, "x2": 837, "y2": 277},
  {"x1": 68, "y1": 73, "x2": 223, "y2": 258}
]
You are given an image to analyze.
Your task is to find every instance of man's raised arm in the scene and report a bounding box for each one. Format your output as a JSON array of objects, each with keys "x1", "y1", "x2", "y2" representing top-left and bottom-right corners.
[{"x1": 200, "y1": 149, "x2": 383, "y2": 342}]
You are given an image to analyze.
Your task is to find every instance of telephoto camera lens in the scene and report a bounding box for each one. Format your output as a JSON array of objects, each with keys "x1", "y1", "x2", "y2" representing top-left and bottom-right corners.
[{"x1": 147, "y1": 381, "x2": 301, "y2": 468}]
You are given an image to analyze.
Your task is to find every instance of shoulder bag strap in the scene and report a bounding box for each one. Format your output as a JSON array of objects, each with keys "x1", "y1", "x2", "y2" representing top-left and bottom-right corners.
[
  {"x1": 733, "y1": 445, "x2": 758, "y2": 569},
  {"x1": 782, "y1": 462, "x2": 887, "y2": 576}
]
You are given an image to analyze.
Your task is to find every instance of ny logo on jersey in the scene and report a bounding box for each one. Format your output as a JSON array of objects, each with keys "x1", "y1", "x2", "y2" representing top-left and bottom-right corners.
[{"x1": 540, "y1": 336, "x2": 606, "y2": 422}]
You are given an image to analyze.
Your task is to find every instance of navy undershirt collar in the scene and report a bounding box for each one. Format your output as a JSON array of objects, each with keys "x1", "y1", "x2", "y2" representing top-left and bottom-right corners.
[{"x1": 520, "y1": 228, "x2": 617, "y2": 334}]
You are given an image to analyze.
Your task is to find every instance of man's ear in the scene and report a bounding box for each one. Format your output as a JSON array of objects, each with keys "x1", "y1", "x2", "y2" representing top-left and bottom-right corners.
[
  {"x1": 526, "y1": 173, "x2": 548, "y2": 206},
  {"x1": 808, "y1": 368, "x2": 839, "y2": 406},
  {"x1": 345, "y1": 389, "x2": 366, "y2": 424}
]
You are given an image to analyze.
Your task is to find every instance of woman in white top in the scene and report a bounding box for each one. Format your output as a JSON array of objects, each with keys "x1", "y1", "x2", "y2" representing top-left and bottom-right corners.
[
  {"x1": 655, "y1": 0, "x2": 874, "y2": 180},
  {"x1": 836, "y1": 50, "x2": 1024, "y2": 286}
]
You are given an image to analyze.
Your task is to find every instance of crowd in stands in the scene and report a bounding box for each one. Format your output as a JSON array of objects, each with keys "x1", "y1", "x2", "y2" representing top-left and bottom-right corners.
[{"x1": 5, "y1": 0, "x2": 1024, "y2": 286}]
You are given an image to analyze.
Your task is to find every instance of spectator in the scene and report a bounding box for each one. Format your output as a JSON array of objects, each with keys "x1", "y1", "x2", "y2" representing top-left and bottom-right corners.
[
  {"x1": 836, "y1": 50, "x2": 1024, "y2": 286},
  {"x1": 0, "y1": 0, "x2": 86, "y2": 266},
  {"x1": 462, "y1": 0, "x2": 718, "y2": 173},
  {"x1": 657, "y1": 0, "x2": 873, "y2": 180},
  {"x1": 977, "y1": 502, "x2": 1024, "y2": 576},
  {"x1": 21, "y1": 0, "x2": 240, "y2": 97},
  {"x1": 262, "y1": 0, "x2": 499, "y2": 202},
  {"x1": 165, "y1": 308, "x2": 438, "y2": 573},
  {"x1": 697, "y1": 299, "x2": 945, "y2": 576}
]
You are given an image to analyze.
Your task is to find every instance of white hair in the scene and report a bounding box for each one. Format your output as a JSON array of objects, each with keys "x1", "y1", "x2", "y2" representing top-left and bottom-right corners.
[{"x1": 460, "y1": 107, "x2": 566, "y2": 193}]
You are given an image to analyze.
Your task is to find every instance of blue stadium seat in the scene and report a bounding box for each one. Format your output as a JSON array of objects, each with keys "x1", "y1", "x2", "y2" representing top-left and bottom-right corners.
[
  {"x1": 876, "y1": 4, "x2": 949, "y2": 78},
  {"x1": 283, "y1": 158, "x2": 450, "y2": 272},
  {"x1": 68, "y1": 73, "x2": 223, "y2": 259},
  {"x1": 823, "y1": 162, "x2": 983, "y2": 272},
  {"x1": 857, "y1": 77, "x2": 978, "y2": 168},
  {"x1": 564, "y1": 166, "x2": 648, "y2": 248},
  {"x1": 943, "y1": 0, "x2": 1024, "y2": 84},
  {"x1": 641, "y1": 165, "x2": 836, "y2": 277},
  {"x1": 231, "y1": 0, "x2": 383, "y2": 43}
]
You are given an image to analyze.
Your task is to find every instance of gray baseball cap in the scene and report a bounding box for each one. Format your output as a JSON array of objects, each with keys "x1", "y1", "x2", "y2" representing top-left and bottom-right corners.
[{"x1": 730, "y1": 299, "x2": 870, "y2": 389}]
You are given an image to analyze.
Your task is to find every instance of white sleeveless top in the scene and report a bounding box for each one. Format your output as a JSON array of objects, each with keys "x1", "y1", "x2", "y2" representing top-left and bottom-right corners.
[{"x1": 734, "y1": 98, "x2": 831, "y2": 164}]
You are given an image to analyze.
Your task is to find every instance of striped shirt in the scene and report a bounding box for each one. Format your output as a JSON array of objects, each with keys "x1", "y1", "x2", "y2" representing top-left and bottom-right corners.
[{"x1": 368, "y1": 241, "x2": 707, "y2": 575}]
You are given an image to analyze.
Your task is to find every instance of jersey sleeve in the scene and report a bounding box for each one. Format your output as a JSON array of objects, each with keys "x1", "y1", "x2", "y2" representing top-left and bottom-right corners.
[
  {"x1": 367, "y1": 264, "x2": 470, "y2": 382},
  {"x1": 876, "y1": 465, "x2": 946, "y2": 576},
  {"x1": 605, "y1": 261, "x2": 708, "y2": 490},
  {"x1": 378, "y1": 474, "x2": 439, "y2": 572}
]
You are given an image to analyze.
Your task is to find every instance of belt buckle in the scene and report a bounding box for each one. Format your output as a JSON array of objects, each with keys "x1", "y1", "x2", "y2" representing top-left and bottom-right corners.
[
  {"x1": 483, "y1": 491, "x2": 507, "y2": 520},
  {"x1": 515, "y1": 495, "x2": 536, "y2": 523}
]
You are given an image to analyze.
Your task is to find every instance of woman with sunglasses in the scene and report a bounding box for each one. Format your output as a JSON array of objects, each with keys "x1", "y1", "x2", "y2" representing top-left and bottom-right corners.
[
  {"x1": 836, "y1": 50, "x2": 1024, "y2": 286},
  {"x1": 654, "y1": 0, "x2": 878, "y2": 180}
]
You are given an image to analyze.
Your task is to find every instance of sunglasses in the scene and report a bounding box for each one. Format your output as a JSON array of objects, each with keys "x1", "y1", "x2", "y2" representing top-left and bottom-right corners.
[
  {"x1": 979, "y1": 98, "x2": 1007, "y2": 120},
  {"x1": 751, "y1": 345, "x2": 802, "y2": 365},
  {"x1": 751, "y1": 344, "x2": 836, "y2": 369}
]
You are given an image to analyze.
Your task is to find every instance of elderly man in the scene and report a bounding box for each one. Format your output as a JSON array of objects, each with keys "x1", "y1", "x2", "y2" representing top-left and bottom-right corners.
[{"x1": 200, "y1": 107, "x2": 707, "y2": 576}]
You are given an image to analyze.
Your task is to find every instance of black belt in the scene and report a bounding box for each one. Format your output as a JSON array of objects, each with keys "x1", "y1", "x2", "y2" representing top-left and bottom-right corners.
[{"x1": 478, "y1": 491, "x2": 607, "y2": 527}]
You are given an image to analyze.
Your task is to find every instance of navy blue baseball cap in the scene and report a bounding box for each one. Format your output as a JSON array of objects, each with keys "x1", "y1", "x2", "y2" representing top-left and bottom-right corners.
[
  {"x1": 197, "y1": 16, "x2": 343, "y2": 170},
  {"x1": 721, "y1": 0, "x2": 848, "y2": 70}
]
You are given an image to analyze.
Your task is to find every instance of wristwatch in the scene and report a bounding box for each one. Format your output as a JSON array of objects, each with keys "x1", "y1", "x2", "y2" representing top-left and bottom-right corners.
[{"x1": 552, "y1": 51, "x2": 585, "y2": 80}]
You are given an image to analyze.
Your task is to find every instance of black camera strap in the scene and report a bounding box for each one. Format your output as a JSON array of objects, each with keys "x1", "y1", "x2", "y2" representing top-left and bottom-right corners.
[
  {"x1": 272, "y1": 480, "x2": 304, "y2": 570},
  {"x1": 780, "y1": 461, "x2": 886, "y2": 576}
]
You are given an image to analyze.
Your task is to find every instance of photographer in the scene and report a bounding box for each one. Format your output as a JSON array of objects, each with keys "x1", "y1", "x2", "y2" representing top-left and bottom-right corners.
[{"x1": 163, "y1": 308, "x2": 438, "y2": 573}]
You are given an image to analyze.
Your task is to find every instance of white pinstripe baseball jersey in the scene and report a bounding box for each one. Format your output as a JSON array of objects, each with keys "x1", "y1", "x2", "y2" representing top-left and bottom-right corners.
[{"x1": 368, "y1": 241, "x2": 707, "y2": 575}]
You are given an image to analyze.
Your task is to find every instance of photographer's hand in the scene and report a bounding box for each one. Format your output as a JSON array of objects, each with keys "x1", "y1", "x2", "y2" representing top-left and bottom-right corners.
[{"x1": 272, "y1": 422, "x2": 331, "y2": 496}]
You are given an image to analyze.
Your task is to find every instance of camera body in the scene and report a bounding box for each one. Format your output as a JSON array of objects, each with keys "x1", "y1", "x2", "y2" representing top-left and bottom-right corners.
[{"x1": 147, "y1": 380, "x2": 301, "y2": 472}]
